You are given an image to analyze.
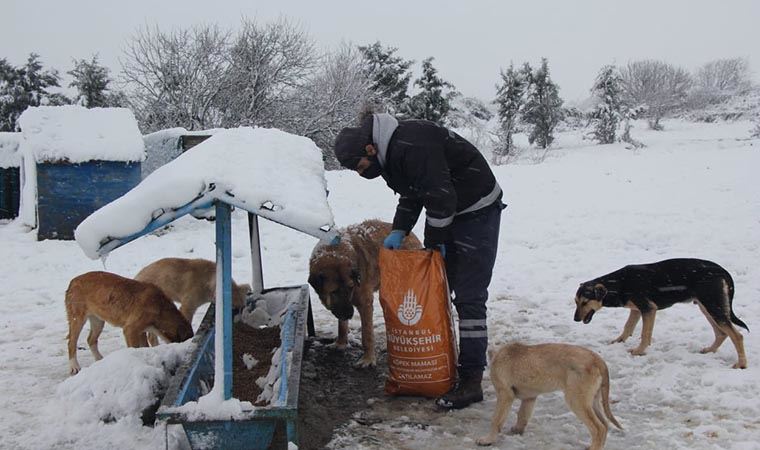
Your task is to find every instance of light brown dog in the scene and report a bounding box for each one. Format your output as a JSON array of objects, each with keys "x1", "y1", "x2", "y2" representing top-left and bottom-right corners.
[
  {"x1": 477, "y1": 343, "x2": 622, "y2": 449},
  {"x1": 65, "y1": 271, "x2": 193, "y2": 375},
  {"x1": 135, "y1": 257, "x2": 251, "y2": 323},
  {"x1": 308, "y1": 219, "x2": 421, "y2": 368}
]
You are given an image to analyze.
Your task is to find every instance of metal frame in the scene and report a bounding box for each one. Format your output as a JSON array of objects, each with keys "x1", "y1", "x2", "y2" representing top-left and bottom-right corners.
[{"x1": 214, "y1": 202, "x2": 233, "y2": 400}]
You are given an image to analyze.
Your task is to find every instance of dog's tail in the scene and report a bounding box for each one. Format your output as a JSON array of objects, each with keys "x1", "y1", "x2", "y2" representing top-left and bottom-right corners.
[
  {"x1": 724, "y1": 272, "x2": 749, "y2": 332},
  {"x1": 600, "y1": 361, "x2": 623, "y2": 430},
  {"x1": 731, "y1": 312, "x2": 749, "y2": 332}
]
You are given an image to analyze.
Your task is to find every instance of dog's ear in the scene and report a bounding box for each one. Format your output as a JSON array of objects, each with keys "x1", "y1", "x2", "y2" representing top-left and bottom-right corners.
[
  {"x1": 308, "y1": 273, "x2": 324, "y2": 291},
  {"x1": 350, "y1": 268, "x2": 361, "y2": 286},
  {"x1": 594, "y1": 283, "x2": 608, "y2": 300}
]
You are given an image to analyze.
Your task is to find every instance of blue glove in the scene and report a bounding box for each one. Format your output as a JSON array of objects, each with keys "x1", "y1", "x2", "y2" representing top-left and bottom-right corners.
[{"x1": 383, "y1": 230, "x2": 406, "y2": 249}]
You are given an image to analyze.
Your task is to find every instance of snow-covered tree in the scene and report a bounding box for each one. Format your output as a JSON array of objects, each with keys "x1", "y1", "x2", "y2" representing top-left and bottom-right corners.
[
  {"x1": 220, "y1": 17, "x2": 316, "y2": 129},
  {"x1": 690, "y1": 57, "x2": 752, "y2": 107},
  {"x1": 121, "y1": 24, "x2": 229, "y2": 132},
  {"x1": 0, "y1": 54, "x2": 62, "y2": 131},
  {"x1": 589, "y1": 65, "x2": 624, "y2": 144},
  {"x1": 448, "y1": 96, "x2": 493, "y2": 127},
  {"x1": 696, "y1": 58, "x2": 751, "y2": 93},
  {"x1": 358, "y1": 41, "x2": 413, "y2": 113},
  {"x1": 620, "y1": 105, "x2": 646, "y2": 149},
  {"x1": 522, "y1": 58, "x2": 564, "y2": 149},
  {"x1": 68, "y1": 55, "x2": 121, "y2": 108},
  {"x1": 446, "y1": 95, "x2": 495, "y2": 158},
  {"x1": 0, "y1": 59, "x2": 20, "y2": 131},
  {"x1": 283, "y1": 43, "x2": 373, "y2": 169},
  {"x1": 404, "y1": 57, "x2": 457, "y2": 125},
  {"x1": 620, "y1": 60, "x2": 692, "y2": 130},
  {"x1": 492, "y1": 63, "x2": 527, "y2": 163}
]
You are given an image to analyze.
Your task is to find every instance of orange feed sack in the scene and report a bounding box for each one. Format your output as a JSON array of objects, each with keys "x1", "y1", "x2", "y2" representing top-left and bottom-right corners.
[{"x1": 379, "y1": 248, "x2": 457, "y2": 397}]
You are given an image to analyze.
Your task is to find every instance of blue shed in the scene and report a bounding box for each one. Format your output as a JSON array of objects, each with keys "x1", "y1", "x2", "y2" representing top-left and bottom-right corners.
[
  {"x1": 0, "y1": 132, "x2": 21, "y2": 220},
  {"x1": 18, "y1": 106, "x2": 145, "y2": 240}
]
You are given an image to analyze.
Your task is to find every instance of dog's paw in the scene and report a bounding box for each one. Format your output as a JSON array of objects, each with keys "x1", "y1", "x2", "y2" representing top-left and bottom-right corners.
[
  {"x1": 699, "y1": 346, "x2": 716, "y2": 354},
  {"x1": 327, "y1": 341, "x2": 348, "y2": 351},
  {"x1": 354, "y1": 354, "x2": 377, "y2": 369},
  {"x1": 610, "y1": 336, "x2": 627, "y2": 344},
  {"x1": 508, "y1": 427, "x2": 525, "y2": 435},
  {"x1": 476, "y1": 435, "x2": 496, "y2": 446},
  {"x1": 732, "y1": 361, "x2": 748, "y2": 369},
  {"x1": 629, "y1": 348, "x2": 647, "y2": 356}
]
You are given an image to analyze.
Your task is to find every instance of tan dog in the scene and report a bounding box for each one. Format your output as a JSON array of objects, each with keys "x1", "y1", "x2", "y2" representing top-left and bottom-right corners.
[
  {"x1": 65, "y1": 271, "x2": 193, "y2": 375},
  {"x1": 135, "y1": 257, "x2": 251, "y2": 344},
  {"x1": 308, "y1": 219, "x2": 421, "y2": 368},
  {"x1": 477, "y1": 343, "x2": 622, "y2": 449}
]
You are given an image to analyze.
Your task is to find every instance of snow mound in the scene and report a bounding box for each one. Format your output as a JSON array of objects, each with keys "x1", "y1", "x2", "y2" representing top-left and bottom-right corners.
[{"x1": 56, "y1": 342, "x2": 192, "y2": 424}]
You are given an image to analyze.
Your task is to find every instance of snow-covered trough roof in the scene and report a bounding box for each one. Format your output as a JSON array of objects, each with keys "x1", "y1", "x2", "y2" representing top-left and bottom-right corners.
[
  {"x1": 0, "y1": 132, "x2": 21, "y2": 169},
  {"x1": 18, "y1": 106, "x2": 144, "y2": 163},
  {"x1": 75, "y1": 127, "x2": 337, "y2": 259}
]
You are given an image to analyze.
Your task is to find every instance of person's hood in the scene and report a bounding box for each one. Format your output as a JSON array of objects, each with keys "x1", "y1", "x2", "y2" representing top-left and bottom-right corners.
[{"x1": 372, "y1": 113, "x2": 398, "y2": 168}]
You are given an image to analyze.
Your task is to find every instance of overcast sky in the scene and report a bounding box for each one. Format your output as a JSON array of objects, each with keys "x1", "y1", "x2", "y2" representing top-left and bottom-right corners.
[{"x1": 2, "y1": 0, "x2": 759, "y2": 102}]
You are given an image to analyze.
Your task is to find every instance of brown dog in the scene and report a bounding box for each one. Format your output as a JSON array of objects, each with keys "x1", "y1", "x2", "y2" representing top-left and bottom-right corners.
[
  {"x1": 65, "y1": 271, "x2": 193, "y2": 375},
  {"x1": 308, "y1": 219, "x2": 421, "y2": 367},
  {"x1": 477, "y1": 343, "x2": 622, "y2": 449},
  {"x1": 135, "y1": 257, "x2": 251, "y2": 344}
]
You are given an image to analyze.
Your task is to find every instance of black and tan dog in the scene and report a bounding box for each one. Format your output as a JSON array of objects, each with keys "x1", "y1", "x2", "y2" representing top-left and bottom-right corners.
[
  {"x1": 574, "y1": 258, "x2": 748, "y2": 368},
  {"x1": 309, "y1": 219, "x2": 421, "y2": 367}
]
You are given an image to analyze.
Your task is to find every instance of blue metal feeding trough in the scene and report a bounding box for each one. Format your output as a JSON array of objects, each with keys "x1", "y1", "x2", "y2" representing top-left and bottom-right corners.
[
  {"x1": 158, "y1": 285, "x2": 310, "y2": 449},
  {"x1": 76, "y1": 128, "x2": 337, "y2": 449},
  {"x1": 86, "y1": 186, "x2": 335, "y2": 449}
]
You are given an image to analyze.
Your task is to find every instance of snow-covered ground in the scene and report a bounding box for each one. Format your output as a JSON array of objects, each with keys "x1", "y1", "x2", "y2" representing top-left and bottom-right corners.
[{"x1": 0, "y1": 119, "x2": 758, "y2": 449}]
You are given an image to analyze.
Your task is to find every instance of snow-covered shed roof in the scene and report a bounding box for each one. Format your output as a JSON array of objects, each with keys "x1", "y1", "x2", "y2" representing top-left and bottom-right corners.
[
  {"x1": 18, "y1": 106, "x2": 145, "y2": 163},
  {"x1": 142, "y1": 127, "x2": 224, "y2": 177},
  {"x1": 75, "y1": 127, "x2": 336, "y2": 259},
  {"x1": 0, "y1": 132, "x2": 21, "y2": 169}
]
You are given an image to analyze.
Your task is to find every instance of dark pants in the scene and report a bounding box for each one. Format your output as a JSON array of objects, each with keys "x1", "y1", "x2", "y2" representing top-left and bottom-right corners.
[{"x1": 445, "y1": 200, "x2": 503, "y2": 375}]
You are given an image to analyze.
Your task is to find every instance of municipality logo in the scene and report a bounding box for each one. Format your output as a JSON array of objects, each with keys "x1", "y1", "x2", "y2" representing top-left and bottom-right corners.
[{"x1": 397, "y1": 289, "x2": 423, "y2": 326}]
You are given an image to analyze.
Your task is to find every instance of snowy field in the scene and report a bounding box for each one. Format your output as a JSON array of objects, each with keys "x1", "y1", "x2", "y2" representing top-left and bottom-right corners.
[{"x1": 1, "y1": 119, "x2": 759, "y2": 449}]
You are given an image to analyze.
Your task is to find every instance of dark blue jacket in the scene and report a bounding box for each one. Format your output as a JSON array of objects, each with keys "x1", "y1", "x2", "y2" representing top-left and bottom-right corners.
[{"x1": 379, "y1": 119, "x2": 501, "y2": 247}]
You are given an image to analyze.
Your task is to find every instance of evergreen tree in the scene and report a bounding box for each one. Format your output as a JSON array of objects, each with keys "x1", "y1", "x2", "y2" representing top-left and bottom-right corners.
[
  {"x1": 0, "y1": 58, "x2": 21, "y2": 131},
  {"x1": 493, "y1": 62, "x2": 527, "y2": 163},
  {"x1": 68, "y1": 55, "x2": 114, "y2": 107},
  {"x1": 0, "y1": 54, "x2": 62, "y2": 131},
  {"x1": 358, "y1": 41, "x2": 413, "y2": 112},
  {"x1": 522, "y1": 58, "x2": 564, "y2": 149},
  {"x1": 405, "y1": 57, "x2": 457, "y2": 125},
  {"x1": 589, "y1": 65, "x2": 624, "y2": 144}
]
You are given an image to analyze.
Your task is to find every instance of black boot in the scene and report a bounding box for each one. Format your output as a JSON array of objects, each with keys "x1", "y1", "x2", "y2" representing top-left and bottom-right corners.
[{"x1": 435, "y1": 370, "x2": 483, "y2": 410}]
